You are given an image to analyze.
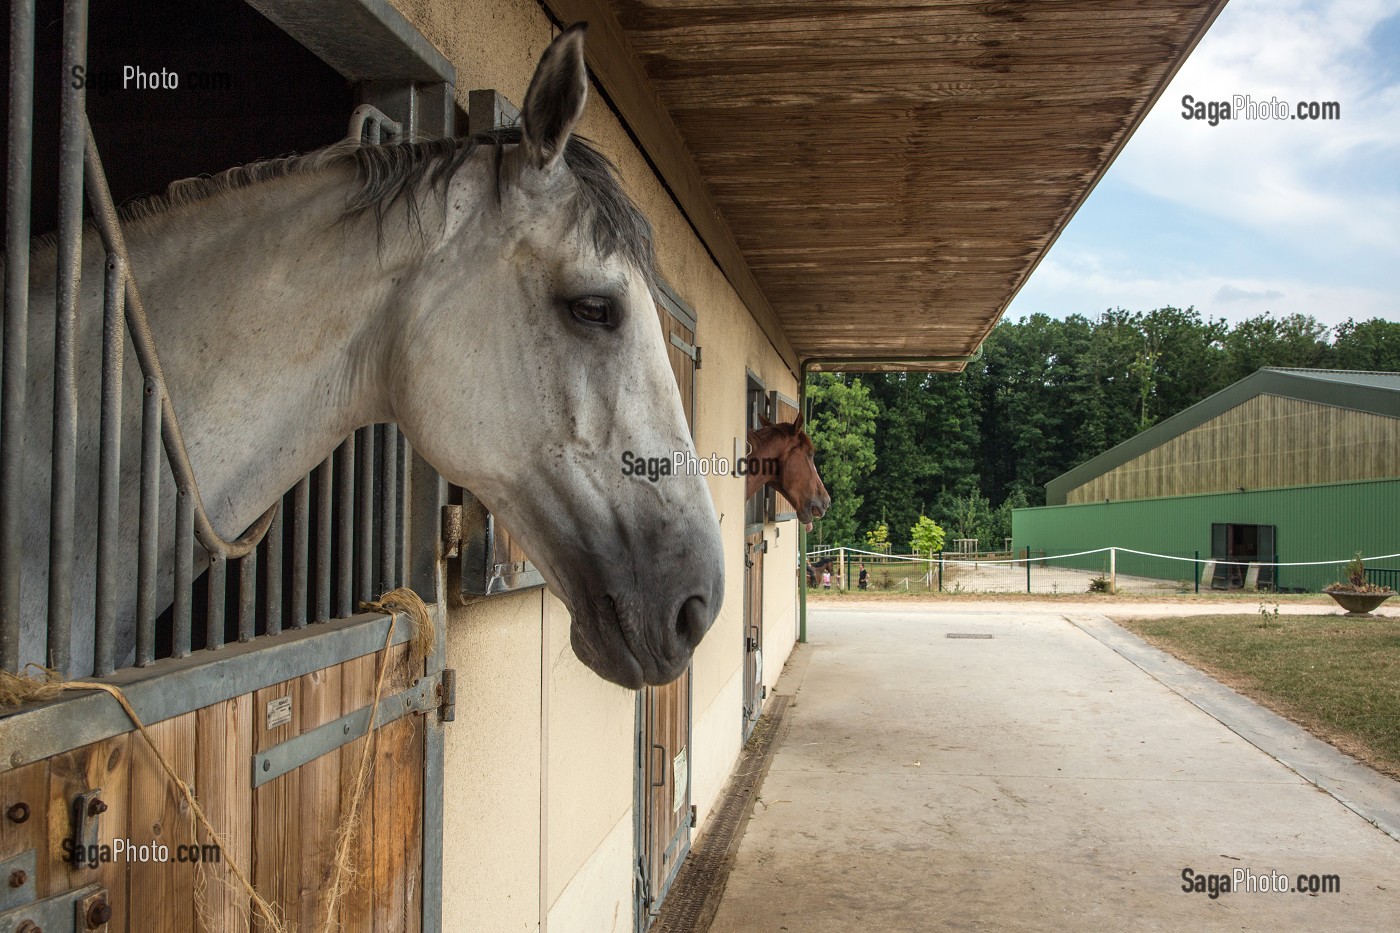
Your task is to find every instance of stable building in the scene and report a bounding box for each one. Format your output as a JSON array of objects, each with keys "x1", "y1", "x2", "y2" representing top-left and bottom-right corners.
[
  {"x1": 0, "y1": 1, "x2": 1229, "y2": 931},
  {"x1": 1015, "y1": 369, "x2": 1400, "y2": 592}
]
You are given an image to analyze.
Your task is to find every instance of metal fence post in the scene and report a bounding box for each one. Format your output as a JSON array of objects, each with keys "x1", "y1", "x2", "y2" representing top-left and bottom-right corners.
[
  {"x1": 1026, "y1": 546, "x2": 1031, "y2": 594},
  {"x1": 937, "y1": 550, "x2": 943, "y2": 592},
  {"x1": 1110, "y1": 546, "x2": 1117, "y2": 594},
  {"x1": 1194, "y1": 550, "x2": 1200, "y2": 594}
]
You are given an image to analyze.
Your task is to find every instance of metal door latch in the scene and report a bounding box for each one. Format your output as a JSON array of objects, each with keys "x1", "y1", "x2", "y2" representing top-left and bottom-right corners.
[{"x1": 70, "y1": 790, "x2": 106, "y2": 868}]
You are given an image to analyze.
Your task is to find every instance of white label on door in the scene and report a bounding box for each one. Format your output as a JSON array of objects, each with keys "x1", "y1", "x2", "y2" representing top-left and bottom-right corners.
[
  {"x1": 672, "y1": 747, "x2": 689, "y2": 813},
  {"x1": 266, "y1": 695, "x2": 293, "y2": 730}
]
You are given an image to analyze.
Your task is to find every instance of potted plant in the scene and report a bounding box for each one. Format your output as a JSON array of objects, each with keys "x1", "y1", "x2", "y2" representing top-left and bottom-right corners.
[{"x1": 1323, "y1": 553, "x2": 1396, "y2": 616}]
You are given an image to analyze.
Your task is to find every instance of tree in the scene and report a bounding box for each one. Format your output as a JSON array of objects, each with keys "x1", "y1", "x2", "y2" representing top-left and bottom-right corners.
[
  {"x1": 864, "y1": 521, "x2": 890, "y2": 552},
  {"x1": 909, "y1": 515, "x2": 946, "y2": 556},
  {"x1": 805, "y1": 374, "x2": 878, "y2": 546}
]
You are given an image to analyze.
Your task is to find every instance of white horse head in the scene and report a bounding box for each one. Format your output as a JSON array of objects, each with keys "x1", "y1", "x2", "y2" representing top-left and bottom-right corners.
[
  {"x1": 16, "y1": 25, "x2": 723, "y2": 687},
  {"x1": 391, "y1": 27, "x2": 725, "y2": 686}
]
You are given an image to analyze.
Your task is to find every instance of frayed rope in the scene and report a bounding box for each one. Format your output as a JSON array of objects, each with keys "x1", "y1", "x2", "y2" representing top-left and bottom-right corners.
[{"x1": 0, "y1": 586, "x2": 435, "y2": 933}]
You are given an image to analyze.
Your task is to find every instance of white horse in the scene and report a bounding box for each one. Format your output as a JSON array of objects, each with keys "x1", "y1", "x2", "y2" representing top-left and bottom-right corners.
[{"x1": 12, "y1": 25, "x2": 724, "y2": 688}]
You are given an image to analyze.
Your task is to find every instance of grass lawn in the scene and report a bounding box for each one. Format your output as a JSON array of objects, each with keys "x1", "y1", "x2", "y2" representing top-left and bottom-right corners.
[{"x1": 1120, "y1": 613, "x2": 1400, "y2": 779}]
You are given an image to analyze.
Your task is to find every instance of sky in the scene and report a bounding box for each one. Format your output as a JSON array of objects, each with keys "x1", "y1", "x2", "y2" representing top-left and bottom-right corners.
[{"x1": 1004, "y1": 0, "x2": 1400, "y2": 330}]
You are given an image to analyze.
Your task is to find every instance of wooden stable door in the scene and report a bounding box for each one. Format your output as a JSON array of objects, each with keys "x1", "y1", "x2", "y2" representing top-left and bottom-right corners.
[
  {"x1": 636, "y1": 284, "x2": 698, "y2": 928},
  {"x1": 742, "y1": 531, "x2": 765, "y2": 742},
  {"x1": 0, "y1": 635, "x2": 435, "y2": 933}
]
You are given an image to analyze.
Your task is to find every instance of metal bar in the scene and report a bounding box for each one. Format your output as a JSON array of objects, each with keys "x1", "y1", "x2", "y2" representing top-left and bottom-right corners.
[
  {"x1": 206, "y1": 555, "x2": 226, "y2": 650},
  {"x1": 253, "y1": 674, "x2": 438, "y2": 787},
  {"x1": 357, "y1": 426, "x2": 374, "y2": 601},
  {"x1": 407, "y1": 449, "x2": 445, "y2": 600},
  {"x1": 238, "y1": 549, "x2": 256, "y2": 643},
  {"x1": 46, "y1": 0, "x2": 90, "y2": 675},
  {"x1": 1026, "y1": 545, "x2": 1032, "y2": 594},
  {"x1": 82, "y1": 119, "x2": 275, "y2": 562},
  {"x1": 172, "y1": 488, "x2": 193, "y2": 658},
  {"x1": 316, "y1": 458, "x2": 332, "y2": 623},
  {"x1": 1, "y1": 608, "x2": 419, "y2": 773},
  {"x1": 265, "y1": 502, "x2": 283, "y2": 636},
  {"x1": 136, "y1": 377, "x2": 161, "y2": 666},
  {"x1": 336, "y1": 437, "x2": 354, "y2": 618},
  {"x1": 0, "y1": 0, "x2": 37, "y2": 673},
  {"x1": 291, "y1": 475, "x2": 309, "y2": 629},
  {"x1": 92, "y1": 257, "x2": 125, "y2": 676},
  {"x1": 397, "y1": 431, "x2": 410, "y2": 586},
  {"x1": 381, "y1": 425, "x2": 398, "y2": 590}
]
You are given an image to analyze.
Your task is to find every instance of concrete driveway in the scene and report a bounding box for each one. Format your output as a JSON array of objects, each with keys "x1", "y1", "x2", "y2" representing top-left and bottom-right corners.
[{"x1": 708, "y1": 603, "x2": 1400, "y2": 932}]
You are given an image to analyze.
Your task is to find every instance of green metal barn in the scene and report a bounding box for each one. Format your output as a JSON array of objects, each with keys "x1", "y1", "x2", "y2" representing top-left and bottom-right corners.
[{"x1": 1012, "y1": 369, "x2": 1400, "y2": 592}]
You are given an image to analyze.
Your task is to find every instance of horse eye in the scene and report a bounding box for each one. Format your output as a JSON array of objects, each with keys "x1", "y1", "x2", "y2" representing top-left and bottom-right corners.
[{"x1": 569, "y1": 297, "x2": 614, "y2": 327}]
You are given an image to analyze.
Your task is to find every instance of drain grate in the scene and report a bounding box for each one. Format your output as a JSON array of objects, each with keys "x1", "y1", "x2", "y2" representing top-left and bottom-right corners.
[
  {"x1": 649, "y1": 694, "x2": 791, "y2": 932},
  {"x1": 946, "y1": 633, "x2": 994, "y2": 639}
]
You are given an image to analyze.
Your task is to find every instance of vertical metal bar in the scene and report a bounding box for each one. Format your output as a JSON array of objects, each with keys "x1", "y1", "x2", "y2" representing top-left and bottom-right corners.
[
  {"x1": 397, "y1": 432, "x2": 411, "y2": 586},
  {"x1": 265, "y1": 503, "x2": 283, "y2": 636},
  {"x1": 0, "y1": 0, "x2": 37, "y2": 673},
  {"x1": 136, "y1": 377, "x2": 161, "y2": 667},
  {"x1": 381, "y1": 425, "x2": 398, "y2": 589},
  {"x1": 1026, "y1": 545, "x2": 1032, "y2": 594},
  {"x1": 357, "y1": 426, "x2": 374, "y2": 601},
  {"x1": 92, "y1": 257, "x2": 125, "y2": 675},
  {"x1": 336, "y1": 437, "x2": 354, "y2": 618},
  {"x1": 1194, "y1": 550, "x2": 1200, "y2": 594},
  {"x1": 46, "y1": 0, "x2": 90, "y2": 675},
  {"x1": 238, "y1": 549, "x2": 256, "y2": 642},
  {"x1": 172, "y1": 488, "x2": 193, "y2": 658},
  {"x1": 291, "y1": 475, "x2": 309, "y2": 629},
  {"x1": 206, "y1": 554, "x2": 226, "y2": 650},
  {"x1": 316, "y1": 458, "x2": 332, "y2": 623}
]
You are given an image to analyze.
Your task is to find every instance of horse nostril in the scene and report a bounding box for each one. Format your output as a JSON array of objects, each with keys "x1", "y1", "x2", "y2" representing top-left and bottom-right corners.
[{"x1": 675, "y1": 595, "x2": 710, "y2": 649}]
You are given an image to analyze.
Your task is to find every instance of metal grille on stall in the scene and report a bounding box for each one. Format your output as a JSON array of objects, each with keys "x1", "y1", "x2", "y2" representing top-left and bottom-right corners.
[{"x1": 0, "y1": 1, "x2": 455, "y2": 929}]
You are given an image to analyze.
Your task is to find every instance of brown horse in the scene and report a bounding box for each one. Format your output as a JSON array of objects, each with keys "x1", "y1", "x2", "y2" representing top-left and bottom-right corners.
[{"x1": 745, "y1": 413, "x2": 831, "y2": 531}]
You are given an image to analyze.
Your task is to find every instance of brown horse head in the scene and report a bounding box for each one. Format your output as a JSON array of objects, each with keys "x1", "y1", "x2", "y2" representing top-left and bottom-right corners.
[{"x1": 745, "y1": 413, "x2": 832, "y2": 530}]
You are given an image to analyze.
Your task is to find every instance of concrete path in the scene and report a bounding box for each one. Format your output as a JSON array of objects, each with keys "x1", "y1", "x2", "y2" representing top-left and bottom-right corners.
[{"x1": 708, "y1": 604, "x2": 1400, "y2": 932}]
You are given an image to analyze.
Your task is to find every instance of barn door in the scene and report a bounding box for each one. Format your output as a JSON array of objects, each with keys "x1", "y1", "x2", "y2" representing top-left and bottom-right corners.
[
  {"x1": 742, "y1": 530, "x2": 766, "y2": 742},
  {"x1": 635, "y1": 283, "x2": 698, "y2": 929}
]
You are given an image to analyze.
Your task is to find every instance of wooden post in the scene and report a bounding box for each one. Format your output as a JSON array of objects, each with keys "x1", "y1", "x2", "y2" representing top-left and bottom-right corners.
[
  {"x1": 937, "y1": 550, "x2": 943, "y2": 592},
  {"x1": 839, "y1": 547, "x2": 847, "y2": 591}
]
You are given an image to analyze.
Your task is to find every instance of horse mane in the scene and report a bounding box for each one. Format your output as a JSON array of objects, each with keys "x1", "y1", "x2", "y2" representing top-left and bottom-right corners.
[{"x1": 38, "y1": 127, "x2": 655, "y2": 276}]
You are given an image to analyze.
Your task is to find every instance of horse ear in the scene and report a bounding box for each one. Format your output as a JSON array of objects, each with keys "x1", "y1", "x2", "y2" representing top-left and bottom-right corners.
[
  {"x1": 757, "y1": 411, "x2": 773, "y2": 429},
  {"x1": 791, "y1": 412, "x2": 804, "y2": 433},
  {"x1": 520, "y1": 24, "x2": 589, "y2": 172}
]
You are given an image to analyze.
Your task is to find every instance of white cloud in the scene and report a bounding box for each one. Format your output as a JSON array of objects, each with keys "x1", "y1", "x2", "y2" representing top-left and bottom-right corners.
[
  {"x1": 1009, "y1": 250, "x2": 1393, "y2": 327},
  {"x1": 1117, "y1": 0, "x2": 1400, "y2": 259}
]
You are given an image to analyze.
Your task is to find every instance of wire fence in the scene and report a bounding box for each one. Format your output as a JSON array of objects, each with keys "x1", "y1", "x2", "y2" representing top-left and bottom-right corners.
[{"x1": 805, "y1": 546, "x2": 1400, "y2": 596}]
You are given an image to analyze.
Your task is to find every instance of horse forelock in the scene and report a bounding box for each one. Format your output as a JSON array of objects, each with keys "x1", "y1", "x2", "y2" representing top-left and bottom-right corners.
[{"x1": 44, "y1": 127, "x2": 656, "y2": 282}]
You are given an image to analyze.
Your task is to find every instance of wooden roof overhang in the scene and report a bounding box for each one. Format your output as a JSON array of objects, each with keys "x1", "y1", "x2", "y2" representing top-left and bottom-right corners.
[{"x1": 544, "y1": 1, "x2": 1231, "y2": 374}]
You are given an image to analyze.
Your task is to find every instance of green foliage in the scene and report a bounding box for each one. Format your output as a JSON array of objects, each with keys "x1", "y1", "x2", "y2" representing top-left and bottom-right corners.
[
  {"x1": 823, "y1": 310, "x2": 1399, "y2": 548},
  {"x1": 909, "y1": 514, "x2": 946, "y2": 556},
  {"x1": 805, "y1": 374, "x2": 878, "y2": 546},
  {"x1": 864, "y1": 522, "x2": 890, "y2": 550},
  {"x1": 1346, "y1": 552, "x2": 1366, "y2": 588}
]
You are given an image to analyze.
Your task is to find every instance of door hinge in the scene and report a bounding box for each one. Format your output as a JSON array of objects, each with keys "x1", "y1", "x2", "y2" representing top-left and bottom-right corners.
[
  {"x1": 694, "y1": 345, "x2": 702, "y2": 369},
  {"x1": 437, "y1": 668, "x2": 456, "y2": 723},
  {"x1": 689, "y1": 804, "x2": 697, "y2": 828}
]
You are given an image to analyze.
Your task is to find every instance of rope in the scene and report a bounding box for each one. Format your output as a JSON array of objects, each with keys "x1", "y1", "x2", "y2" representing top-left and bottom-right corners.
[
  {"x1": 322, "y1": 587, "x2": 435, "y2": 929},
  {"x1": 0, "y1": 586, "x2": 436, "y2": 932},
  {"x1": 1, "y1": 664, "x2": 286, "y2": 931},
  {"x1": 808, "y1": 544, "x2": 1400, "y2": 569}
]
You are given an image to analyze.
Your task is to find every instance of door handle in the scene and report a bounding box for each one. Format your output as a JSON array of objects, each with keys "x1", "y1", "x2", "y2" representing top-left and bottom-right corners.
[{"x1": 651, "y1": 744, "x2": 667, "y2": 788}]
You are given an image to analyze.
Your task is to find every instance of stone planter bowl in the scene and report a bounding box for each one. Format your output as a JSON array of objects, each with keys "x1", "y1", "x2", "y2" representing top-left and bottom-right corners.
[{"x1": 1324, "y1": 590, "x2": 1395, "y2": 616}]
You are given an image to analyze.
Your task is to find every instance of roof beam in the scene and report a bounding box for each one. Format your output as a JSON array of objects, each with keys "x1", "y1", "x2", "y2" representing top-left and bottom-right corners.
[{"x1": 541, "y1": 1, "x2": 799, "y2": 373}]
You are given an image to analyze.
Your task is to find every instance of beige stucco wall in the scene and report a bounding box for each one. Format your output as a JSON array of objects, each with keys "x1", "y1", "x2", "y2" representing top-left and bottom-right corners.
[{"x1": 385, "y1": 0, "x2": 801, "y2": 929}]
